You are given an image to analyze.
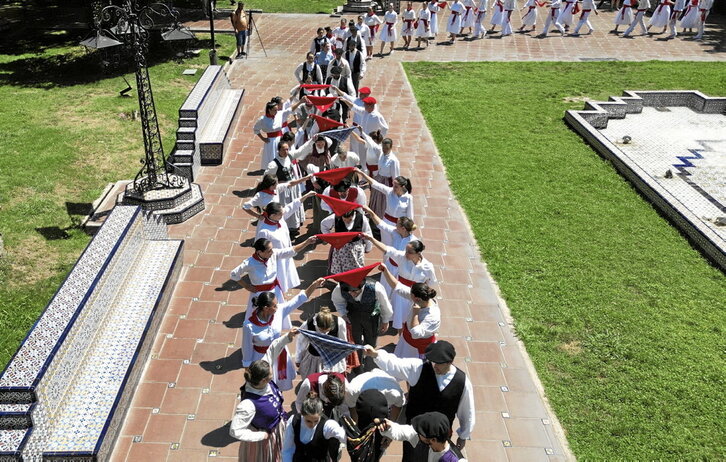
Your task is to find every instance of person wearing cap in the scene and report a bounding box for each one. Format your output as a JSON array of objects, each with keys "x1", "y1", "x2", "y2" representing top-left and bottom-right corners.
[
  {"x1": 331, "y1": 267, "x2": 393, "y2": 368},
  {"x1": 320, "y1": 207, "x2": 373, "y2": 274},
  {"x1": 363, "y1": 340, "x2": 475, "y2": 459},
  {"x1": 231, "y1": 236, "x2": 319, "y2": 327},
  {"x1": 378, "y1": 411, "x2": 468, "y2": 461},
  {"x1": 242, "y1": 279, "x2": 326, "y2": 391},
  {"x1": 341, "y1": 389, "x2": 391, "y2": 462},
  {"x1": 364, "y1": 7, "x2": 383, "y2": 59},
  {"x1": 282, "y1": 394, "x2": 346, "y2": 462},
  {"x1": 379, "y1": 3, "x2": 399, "y2": 56},
  {"x1": 231, "y1": 329, "x2": 300, "y2": 461},
  {"x1": 338, "y1": 93, "x2": 389, "y2": 154},
  {"x1": 344, "y1": 40, "x2": 366, "y2": 95}
]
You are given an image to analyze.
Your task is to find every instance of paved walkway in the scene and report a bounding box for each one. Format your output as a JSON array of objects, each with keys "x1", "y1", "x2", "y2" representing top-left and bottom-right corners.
[{"x1": 112, "y1": 11, "x2": 723, "y2": 462}]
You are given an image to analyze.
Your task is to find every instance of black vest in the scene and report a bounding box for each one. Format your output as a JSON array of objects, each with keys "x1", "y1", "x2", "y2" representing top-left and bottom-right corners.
[
  {"x1": 341, "y1": 281, "x2": 380, "y2": 316},
  {"x1": 312, "y1": 37, "x2": 328, "y2": 54},
  {"x1": 325, "y1": 75, "x2": 349, "y2": 95},
  {"x1": 292, "y1": 414, "x2": 340, "y2": 462},
  {"x1": 273, "y1": 158, "x2": 293, "y2": 181},
  {"x1": 334, "y1": 212, "x2": 363, "y2": 240},
  {"x1": 345, "y1": 49, "x2": 362, "y2": 75},
  {"x1": 406, "y1": 363, "x2": 466, "y2": 424},
  {"x1": 302, "y1": 62, "x2": 322, "y2": 84},
  {"x1": 305, "y1": 317, "x2": 339, "y2": 356},
  {"x1": 346, "y1": 35, "x2": 364, "y2": 53}
]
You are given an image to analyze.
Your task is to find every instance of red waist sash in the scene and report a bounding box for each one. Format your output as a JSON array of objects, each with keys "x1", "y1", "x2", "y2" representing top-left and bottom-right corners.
[
  {"x1": 384, "y1": 213, "x2": 398, "y2": 223},
  {"x1": 367, "y1": 163, "x2": 379, "y2": 172},
  {"x1": 402, "y1": 322, "x2": 436, "y2": 354},
  {"x1": 388, "y1": 257, "x2": 399, "y2": 267},
  {"x1": 254, "y1": 279, "x2": 281, "y2": 292},
  {"x1": 253, "y1": 345, "x2": 288, "y2": 380},
  {"x1": 398, "y1": 275, "x2": 415, "y2": 287},
  {"x1": 267, "y1": 130, "x2": 283, "y2": 138}
]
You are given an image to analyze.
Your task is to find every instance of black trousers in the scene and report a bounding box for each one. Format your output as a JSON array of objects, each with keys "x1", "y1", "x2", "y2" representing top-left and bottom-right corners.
[{"x1": 348, "y1": 310, "x2": 380, "y2": 368}]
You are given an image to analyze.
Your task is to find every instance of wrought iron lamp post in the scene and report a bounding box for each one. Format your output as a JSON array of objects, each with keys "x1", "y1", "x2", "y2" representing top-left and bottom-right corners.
[{"x1": 88, "y1": 0, "x2": 192, "y2": 200}]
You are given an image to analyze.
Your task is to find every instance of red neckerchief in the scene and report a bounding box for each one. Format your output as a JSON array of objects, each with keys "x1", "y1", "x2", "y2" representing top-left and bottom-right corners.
[
  {"x1": 260, "y1": 188, "x2": 276, "y2": 195},
  {"x1": 252, "y1": 252, "x2": 269, "y2": 266},
  {"x1": 249, "y1": 311, "x2": 273, "y2": 326},
  {"x1": 262, "y1": 213, "x2": 281, "y2": 229}
]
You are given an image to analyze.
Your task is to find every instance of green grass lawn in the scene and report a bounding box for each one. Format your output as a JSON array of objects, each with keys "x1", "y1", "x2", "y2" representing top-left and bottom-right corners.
[
  {"x1": 0, "y1": 32, "x2": 234, "y2": 369},
  {"x1": 405, "y1": 61, "x2": 726, "y2": 460},
  {"x1": 244, "y1": 0, "x2": 342, "y2": 14}
]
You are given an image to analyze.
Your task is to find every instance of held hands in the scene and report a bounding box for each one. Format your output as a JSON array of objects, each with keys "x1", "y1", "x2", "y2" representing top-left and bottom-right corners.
[
  {"x1": 362, "y1": 345, "x2": 378, "y2": 357},
  {"x1": 286, "y1": 327, "x2": 300, "y2": 340},
  {"x1": 456, "y1": 437, "x2": 467, "y2": 450}
]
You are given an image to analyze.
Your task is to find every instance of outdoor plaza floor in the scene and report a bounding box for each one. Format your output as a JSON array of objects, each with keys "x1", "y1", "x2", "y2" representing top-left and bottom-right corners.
[{"x1": 110, "y1": 10, "x2": 724, "y2": 462}]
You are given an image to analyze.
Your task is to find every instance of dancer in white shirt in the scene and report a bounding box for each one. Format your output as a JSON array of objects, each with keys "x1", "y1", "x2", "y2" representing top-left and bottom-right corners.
[
  {"x1": 612, "y1": 0, "x2": 634, "y2": 33},
  {"x1": 694, "y1": 0, "x2": 713, "y2": 40},
  {"x1": 379, "y1": 3, "x2": 399, "y2": 55},
  {"x1": 623, "y1": 0, "x2": 651, "y2": 37},
  {"x1": 666, "y1": 0, "x2": 686, "y2": 38},
  {"x1": 473, "y1": 0, "x2": 488, "y2": 38},
  {"x1": 571, "y1": 0, "x2": 598, "y2": 35},
  {"x1": 500, "y1": 0, "x2": 517, "y2": 36},
  {"x1": 416, "y1": 2, "x2": 433, "y2": 47},
  {"x1": 401, "y1": 2, "x2": 417, "y2": 49},
  {"x1": 447, "y1": 0, "x2": 466, "y2": 42},
  {"x1": 648, "y1": 0, "x2": 673, "y2": 34}
]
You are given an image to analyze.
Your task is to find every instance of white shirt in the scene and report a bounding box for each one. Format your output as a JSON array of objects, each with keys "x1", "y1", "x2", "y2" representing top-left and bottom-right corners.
[
  {"x1": 281, "y1": 416, "x2": 346, "y2": 462},
  {"x1": 637, "y1": 0, "x2": 650, "y2": 9},
  {"x1": 699, "y1": 0, "x2": 713, "y2": 9},
  {"x1": 581, "y1": 0, "x2": 597, "y2": 10},
  {"x1": 320, "y1": 213, "x2": 373, "y2": 252},
  {"x1": 360, "y1": 132, "x2": 383, "y2": 170},
  {"x1": 371, "y1": 180, "x2": 414, "y2": 222},
  {"x1": 294, "y1": 62, "x2": 324, "y2": 84},
  {"x1": 320, "y1": 185, "x2": 367, "y2": 213},
  {"x1": 382, "y1": 422, "x2": 469, "y2": 462},
  {"x1": 383, "y1": 10, "x2": 398, "y2": 24},
  {"x1": 256, "y1": 201, "x2": 302, "y2": 245},
  {"x1": 230, "y1": 247, "x2": 296, "y2": 285},
  {"x1": 295, "y1": 316, "x2": 348, "y2": 365},
  {"x1": 377, "y1": 152, "x2": 400, "y2": 179},
  {"x1": 229, "y1": 335, "x2": 291, "y2": 441},
  {"x1": 344, "y1": 368, "x2": 405, "y2": 409},
  {"x1": 504, "y1": 0, "x2": 517, "y2": 9},
  {"x1": 351, "y1": 104, "x2": 389, "y2": 136},
  {"x1": 391, "y1": 282, "x2": 440, "y2": 339},
  {"x1": 331, "y1": 281, "x2": 393, "y2": 324},
  {"x1": 373, "y1": 349, "x2": 476, "y2": 439},
  {"x1": 330, "y1": 151, "x2": 361, "y2": 169}
]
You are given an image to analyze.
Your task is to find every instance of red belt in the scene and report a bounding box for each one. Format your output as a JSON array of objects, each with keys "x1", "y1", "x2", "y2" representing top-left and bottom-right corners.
[
  {"x1": 386, "y1": 21, "x2": 394, "y2": 33},
  {"x1": 700, "y1": 8, "x2": 708, "y2": 20},
  {"x1": 402, "y1": 322, "x2": 436, "y2": 354},
  {"x1": 388, "y1": 257, "x2": 399, "y2": 267},
  {"x1": 267, "y1": 130, "x2": 283, "y2": 138},
  {"x1": 254, "y1": 279, "x2": 281, "y2": 292},
  {"x1": 384, "y1": 213, "x2": 398, "y2": 223},
  {"x1": 464, "y1": 6, "x2": 472, "y2": 19},
  {"x1": 451, "y1": 11, "x2": 460, "y2": 25},
  {"x1": 367, "y1": 163, "x2": 379, "y2": 172},
  {"x1": 398, "y1": 275, "x2": 415, "y2": 287},
  {"x1": 253, "y1": 345, "x2": 288, "y2": 380}
]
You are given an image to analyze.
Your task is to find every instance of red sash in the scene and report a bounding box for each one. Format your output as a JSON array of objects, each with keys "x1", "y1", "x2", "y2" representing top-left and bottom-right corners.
[
  {"x1": 386, "y1": 21, "x2": 395, "y2": 34},
  {"x1": 700, "y1": 8, "x2": 708, "y2": 20},
  {"x1": 367, "y1": 163, "x2": 379, "y2": 173},
  {"x1": 404, "y1": 19, "x2": 415, "y2": 31},
  {"x1": 464, "y1": 5, "x2": 472, "y2": 19},
  {"x1": 580, "y1": 8, "x2": 590, "y2": 18},
  {"x1": 254, "y1": 279, "x2": 281, "y2": 292},
  {"x1": 388, "y1": 257, "x2": 399, "y2": 267},
  {"x1": 524, "y1": 5, "x2": 536, "y2": 18},
  {"x1": 253, "y1": 345, "x2": 288, "y2": 380},
  {"x1": 267, "y1": 130, "x2": 283, "y2": 138},
  {"x1": 402, "y1": 322, "x2": 436, "y2": 354},
  {"x1": 451, "y1": 10, "x2": 460, "y2": 24},
  {"x1": 384, "y1": 213, "x2": 398, "y2": 223},
  {"x1": 398, "y1": 275, "x2": 415, "y2": 287}
]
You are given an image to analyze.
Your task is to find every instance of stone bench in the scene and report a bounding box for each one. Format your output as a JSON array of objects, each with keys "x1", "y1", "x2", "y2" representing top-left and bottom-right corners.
[{"x1": 0, "y1": 206, "x2": 183, "y2": 461}]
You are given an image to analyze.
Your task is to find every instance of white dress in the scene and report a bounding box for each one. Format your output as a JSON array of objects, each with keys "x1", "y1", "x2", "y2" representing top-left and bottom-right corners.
[
  {"x1": 255, "y1": 201, "x2": 303, "y2": 293},
  {"x1": 557, "y1": 0, "x2": 576, "y2": 26},
  {"x1": 521, "y1": 0, "x2": 539, "y2": 26},
  {"x1": 679, "y1": 1, "x2": 700, "y2": 28},
  {"x1": 416, "y1": 9, "x2": 433, "y2": 37},
  {"x1": 389, "y1": 283, "x2": 441, "y2": 359},
  {"x1": 384, "y1": 247, "x2": 437, "y2": 330},
  {"x1": 230, "y1": 248, "x2": 296, "y2": 326},
  {"x1": 402, "y1": 8, "x2": 417, "y2": 36},
  {"x1": 253, "y1": 114, "x2": 284, "y2": 170},
  {"x1": 371, "y1": 180, "x2": 414, "y2": 245},
  {"x1": 241, "y1": 293, "x2": 308, "y2": 391},
  {"x1": 614, "y1": 0, "x2": 634, "y2": 25},
  {"x1": 377, "y1": 221, "x2": 419, "y2": 297},
  {"x1": 649, "y1": 0, "x2": 671, "y2": 27},
  {"x1": 380, "y1": 11, "x2": 399, "y2": 42},
  {"x1": 490, "y1": 0, "x2": 505, "y2": 25},
  {"x1": 447, "y1": 1, "x2": 466, "y2": 33},
  {"x1": 295, "y1": 316, "x2": 349, "y2": 378},
  {"x1": 428, "y1": 1, "x2": 443, "y2": 35},
  {"x1": 462, "y1": 0, "x2": 478, "y2": 28},
  {"x1": 364, "y1": 13, "x2": 383, "y2": 44}
]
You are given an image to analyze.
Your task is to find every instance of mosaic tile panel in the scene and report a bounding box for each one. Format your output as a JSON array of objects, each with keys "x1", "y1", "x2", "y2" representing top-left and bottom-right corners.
[
  {"x1": 179, "y1": 65, "x2": 222, "y2": 117},
  {"x1": 39, "y1": 241, "x2": 182, "y2": 455},
  {"x1": 157, "y1": 184, "x2": 205, "y2": 225},
  {"x1": 141, "y1": 211, "x2": 168, "y2": 241},
  {"x1": 566, "y1": 91, "x2": 726, "y2": 269},
  {"x1": 0, "y1": 428, "x2": 29, "y2": 455},
  {"x1": 0, "y1": 206, "x2": 140, "y2": 392}
]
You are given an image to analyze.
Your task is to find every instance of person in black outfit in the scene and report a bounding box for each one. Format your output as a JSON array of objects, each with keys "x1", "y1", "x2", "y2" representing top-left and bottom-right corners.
[
  {"x1": 281, "y1": 394, "x2": 345, "y2": 461},
  {"x1": 345, "y1": 40, "x2": 366, "y2": 95}
]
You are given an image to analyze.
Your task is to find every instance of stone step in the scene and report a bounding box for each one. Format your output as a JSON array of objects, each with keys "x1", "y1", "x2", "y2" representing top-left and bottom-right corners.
[
  {"x1": 169, "y1": 162, "x2": 194, "y2": 182},
  {"x1": 178, "y1": 117, "x2": 197, "y2": 128},
  {"x1": 176, "y1": 126, "x2": 197, "y2": 141},
  {"x1": 175, "y1": 140, "x2": 195, "y2": 151},
  {"x1": 179, "y1": 65, "x2": 223, "y2": 119},
  {"x1": 0, "y1": 428, "x2": 31, "y2": 460},
  {"x1": 0, "y1": 404, "x2": 33, "y2": 430},
  {"x1": 32, "y1": 240, "x2": 183, "y2": 460},
  {"x1": 153, "y1": 183, "x2": 205, "y2": 225},
  {"x1": 199, "y1": 88, "x2": 244, "y2": 166},
  {"x1": 171, "y1": 149, "x2": 194, "y2": 164}
]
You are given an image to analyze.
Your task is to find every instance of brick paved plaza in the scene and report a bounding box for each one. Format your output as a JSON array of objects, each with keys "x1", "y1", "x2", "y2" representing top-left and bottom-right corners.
[{"x1": 111, "y1": 10, "x2": 724, "y2": 462}]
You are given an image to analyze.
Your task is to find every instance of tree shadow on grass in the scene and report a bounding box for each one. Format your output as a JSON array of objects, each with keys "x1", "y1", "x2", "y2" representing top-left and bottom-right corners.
[{"x1": 0, "y1": 35, "x2": 226, "y2": 89}]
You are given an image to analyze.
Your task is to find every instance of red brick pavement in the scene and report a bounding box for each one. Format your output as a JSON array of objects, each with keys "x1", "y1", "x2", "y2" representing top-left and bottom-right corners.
[{"x1": 112, "y1": 10, "x2": 722, "y2": 462}]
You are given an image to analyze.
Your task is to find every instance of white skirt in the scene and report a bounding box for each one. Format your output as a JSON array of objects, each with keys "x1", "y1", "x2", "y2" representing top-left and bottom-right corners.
[
  {"x1": 380, "y1": 22, "x2": 398, "y2": 42},
  {"x1": 261, "y1": 137, "x2": 280, "y2": 170},
  {"x1": 522, "y1": 7, "x2": 538, "y2": 26},
  {"x1": 557, "y1": 2, "x2": 576, "y2": 26},
  {"x1": 649, "y1": 5, "x2": 671, "y2": 27},
  {"x1": 416, "y1": 20, "x2": 430, "y2": 37},
  {"x1": 614, "y1": 6, "x2": 634, "y2": 25},
  {"x1": 491, "y1": 5, "x2": 504, "y2": 24},
  {"x1": 430, "y1": 11, "x2": 439, "y2": 34},
  {"x1": 391, "y1": 289, "x2": 413, "y2": 330},
  {"x1": 402, "y1": 20, "x2": 415, "y2": 36},
  {"x1": 393, "y1": 334, "x2": 430, "y2": 359},
  {"x1": 447, "y1": 14, "x2": 463, "y2": 34},
  {"x1": 679, "y1": 5, "x2": 700, "y2": 28}
]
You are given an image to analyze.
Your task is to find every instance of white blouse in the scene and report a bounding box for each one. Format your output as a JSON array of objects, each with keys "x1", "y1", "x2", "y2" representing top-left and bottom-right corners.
[
  {"x1": 242, "y1": 294, "x2": 308, "y2": 367},
  {"x1": 384, "y1": 247, "x2": 437, "y2": 287},
  {"x1": 344, "y1": 368, "x2": 405, "y2": 409},
  {"x1": 372, "y1": 180, "x2": 414, "y2": 221},
  {"x1": 230, "y1": 247, "x2": 296, "y2": 286},
  {"x1": 281, "y1": 416, "x2": 346, "y2": 462},
  {"x1": 377, "y1": 152, "x2": 400, "y2": 179}
]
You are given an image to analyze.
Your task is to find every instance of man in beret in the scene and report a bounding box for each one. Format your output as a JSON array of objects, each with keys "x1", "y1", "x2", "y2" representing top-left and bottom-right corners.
[
  {"x1": 378, "y1": 411, "x2": 468, "y2": 461},
  {"x1": 363, "y1": 341, "x2": 475, "y2": 461}
]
